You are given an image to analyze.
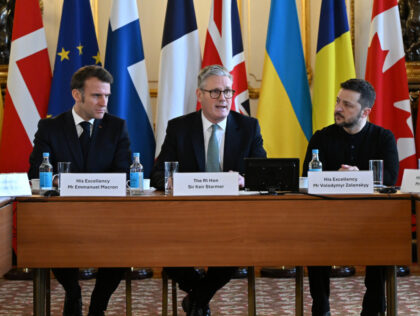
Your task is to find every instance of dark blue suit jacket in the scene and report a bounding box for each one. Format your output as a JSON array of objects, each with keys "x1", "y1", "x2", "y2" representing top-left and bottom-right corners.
[
  {"x1": 151, "y1": 110, "x2": 267, "y2": 189},
  {"x1": 29, "y1": 110, "x2": 131, "y2": 178}
]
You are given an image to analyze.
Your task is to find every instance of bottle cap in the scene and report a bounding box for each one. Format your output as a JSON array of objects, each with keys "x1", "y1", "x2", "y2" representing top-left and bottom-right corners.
[
  {"x1": 42, "y1": 152, "x2": 50, "y2": 157},
  {"x1": 133, "y1": 152, "x2": 140, "y2": 158},
  {"x1": 312, "y1": 149, "x2": 319, "y2": 154}
]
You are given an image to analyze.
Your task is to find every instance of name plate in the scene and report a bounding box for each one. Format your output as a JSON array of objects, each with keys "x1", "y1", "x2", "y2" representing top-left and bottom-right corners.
[
  {"x1": 0, "y1": 173, "x2": 31, "y2": 197},
  {"x1": 308, "y1": 171, "x2": 373, "y2": 194},
  {"x1": 401, "y1": 169, "x2": 420, "y2": 192},
  {"x1": 60, "y1": 173, "x2": 126, "y2": 196},
  {"x1": 173, "y1": 172, "x2": 239, "y2": 196}
]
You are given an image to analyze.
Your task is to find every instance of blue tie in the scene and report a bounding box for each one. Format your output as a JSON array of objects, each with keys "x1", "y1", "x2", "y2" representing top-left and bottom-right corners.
[{"x1": 206, "y1": 124, "x2": 221, "y2": 172}]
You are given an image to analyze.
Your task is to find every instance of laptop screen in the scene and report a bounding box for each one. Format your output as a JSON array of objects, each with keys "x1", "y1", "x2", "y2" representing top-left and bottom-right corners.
[{"x1": 244, "y1": 158, "x2": 299, "y2": 192}]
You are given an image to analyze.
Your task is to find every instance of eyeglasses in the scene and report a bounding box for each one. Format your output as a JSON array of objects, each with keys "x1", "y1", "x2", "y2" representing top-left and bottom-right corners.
[{"x1": 201, "y1": 89, "x2": 235, "y2": 99}]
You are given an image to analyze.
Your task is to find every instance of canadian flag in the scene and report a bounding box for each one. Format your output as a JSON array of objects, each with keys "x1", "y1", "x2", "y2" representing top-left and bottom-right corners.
[
  {"x1": 365, "y1": 0, "x2": 416, "y2": 184},
  {"x1": 0, "y1": 0, "x2": 51, "y2": 172},
  {"x1": 199, "y1": 0, "x2": 250, "y2": 115}
]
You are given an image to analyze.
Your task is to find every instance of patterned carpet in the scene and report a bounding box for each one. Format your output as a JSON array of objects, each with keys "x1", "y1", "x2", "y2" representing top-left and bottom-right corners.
[{"x1": 1, "y1": 275, "x2": 420, "y2": 315}]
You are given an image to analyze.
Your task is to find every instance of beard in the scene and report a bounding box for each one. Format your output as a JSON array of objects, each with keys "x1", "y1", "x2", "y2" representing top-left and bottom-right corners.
[{"x1": 334, "y1": 110, "x2": 363, "y2": 128}]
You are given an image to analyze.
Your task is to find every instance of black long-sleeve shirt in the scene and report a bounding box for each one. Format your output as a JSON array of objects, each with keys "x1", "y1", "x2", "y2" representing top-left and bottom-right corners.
[{"x1": 302, "y1": 122, "x2": 399, "y2": 186}]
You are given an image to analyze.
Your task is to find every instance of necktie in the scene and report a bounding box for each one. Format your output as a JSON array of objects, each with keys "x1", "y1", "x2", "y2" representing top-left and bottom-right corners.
[
  {"x1": 206, "y1": 124, "x2": 221, "y2": 172},
  {"x1": 79, "y1": 121, "x2": 91, "y2": 164}
]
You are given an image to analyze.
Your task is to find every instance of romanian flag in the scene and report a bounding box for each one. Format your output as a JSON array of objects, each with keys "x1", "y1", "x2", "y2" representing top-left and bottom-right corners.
[
  {"x1": 257, "y1": 0, "x2": 312, "y2": 169},
  {"x1": 312, "y1": 0, "x2": 355, "y2": 133}
]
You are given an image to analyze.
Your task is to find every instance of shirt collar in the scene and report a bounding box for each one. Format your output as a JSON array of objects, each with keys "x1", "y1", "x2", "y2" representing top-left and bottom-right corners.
[
  {"x1": 201, "y1": 111, "x2": 227, "y2": 131},
  {"x1": 72, "y1": 107, "x2": 95, "y2": 126}
]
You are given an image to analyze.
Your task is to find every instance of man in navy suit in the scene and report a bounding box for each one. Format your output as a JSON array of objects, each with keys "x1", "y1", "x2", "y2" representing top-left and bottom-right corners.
[
  {"x1": 151, "y1": 64, "x2": 266, "y2": 316},
  {"x1": 29, "y1": 65, "x2": 131, "y2": 316}
]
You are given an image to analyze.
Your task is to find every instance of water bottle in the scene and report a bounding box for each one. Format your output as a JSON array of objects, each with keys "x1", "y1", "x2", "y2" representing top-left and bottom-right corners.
[
  {"x1": 308, "y1": 149, "x2": 322, "y2": 172},
  {"x1": 39, "y1": 152, "x2": 53, "y2": 193},
  {"x1": 129, "y1": 152, "x2": 144, "y2": 195}
]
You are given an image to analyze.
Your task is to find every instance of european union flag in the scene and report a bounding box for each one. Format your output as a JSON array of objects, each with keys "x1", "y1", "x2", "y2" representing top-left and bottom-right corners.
[
  {"x1": 47, "y1": 0, "x2": 101, "y2": 116},
  {"x1": 105, "y1": 0, "x2": 155, "y2": 177}
]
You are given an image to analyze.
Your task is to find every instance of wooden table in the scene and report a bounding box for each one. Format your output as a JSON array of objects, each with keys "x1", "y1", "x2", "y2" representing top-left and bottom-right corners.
[
  {"x1": 413, "y1": 194, "x2": 420, "y2": 266},
  {"x1": 0, "y1": 197, "x2": 12, "y2": 277},
  {"x1": 17, "y1": 193, "x2": 413, "y2": 316}
]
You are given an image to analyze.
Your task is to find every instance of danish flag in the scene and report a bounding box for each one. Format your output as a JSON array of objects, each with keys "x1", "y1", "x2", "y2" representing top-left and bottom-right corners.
[
  {"x1": 0, "y1": 0, "x2": 51, "y2": 172},
  {"x1": 365, "y1": 0, "x2": 416, "y2": 184},
  {"x1": 199, "y1": 0, "x2": 250, "y2": 115}
]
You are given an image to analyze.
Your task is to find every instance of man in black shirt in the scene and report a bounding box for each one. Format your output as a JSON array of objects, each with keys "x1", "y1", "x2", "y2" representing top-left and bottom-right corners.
[{"x1": 302, "y1": 79, "x2": 399, "y2": 316}]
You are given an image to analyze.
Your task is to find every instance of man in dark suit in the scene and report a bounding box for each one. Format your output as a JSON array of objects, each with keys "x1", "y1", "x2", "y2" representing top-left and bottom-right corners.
[
  {"x1": 151, "y1": 64, "x2": 266, "y2": 316},
  {"x1": 29, "y1": 65, "x2": 131, "y2": 316}
]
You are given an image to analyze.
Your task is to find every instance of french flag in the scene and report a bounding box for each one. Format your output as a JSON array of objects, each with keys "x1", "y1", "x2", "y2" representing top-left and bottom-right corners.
[{"x1": 155, "y1": 0, "x2": 201, "y2": 157}]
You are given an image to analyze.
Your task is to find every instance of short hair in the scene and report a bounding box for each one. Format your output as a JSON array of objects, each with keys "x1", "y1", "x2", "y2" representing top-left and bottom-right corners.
[
  {"x1": 340, "y1": 79, "x2": 376, "y2": 109},
  {"x1": 197, "y1": 65, "x2": 233, "y2": 89},
  {"x1": 70, "y1": 65, "x2": 113, "y2": 91}
]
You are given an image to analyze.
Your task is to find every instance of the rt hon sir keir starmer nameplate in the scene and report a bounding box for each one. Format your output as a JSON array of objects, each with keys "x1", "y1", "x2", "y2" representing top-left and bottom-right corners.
[
  {"x1": 173, "y1": 172, "x2": 239, "y2": 196},
  {"x1": 60, "y1": 173, "x2": 126, "y2": 196},
  {"x1": 308, "y1": 171, "x2": 373, "y2": 194}
]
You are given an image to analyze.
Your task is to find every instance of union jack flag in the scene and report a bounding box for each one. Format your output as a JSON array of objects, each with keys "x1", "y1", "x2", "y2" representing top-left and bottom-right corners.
[{"x1": 199, "y1": 0, "x2": 250, "y2": 115}]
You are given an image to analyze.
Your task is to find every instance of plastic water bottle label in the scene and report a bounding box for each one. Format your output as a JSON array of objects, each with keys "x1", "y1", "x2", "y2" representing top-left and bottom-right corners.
[
  {"x1": 40, "y1": 172, "x2": 53, "y2": 188},
  {"x1": 309, "y1": 168, "x2": 322, "y2": 172},
  {"x1": 130, "y1": 172, "x2": 140, "y2": 188}
]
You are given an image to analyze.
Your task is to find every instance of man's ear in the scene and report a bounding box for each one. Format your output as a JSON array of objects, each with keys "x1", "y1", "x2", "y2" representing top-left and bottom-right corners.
[
  {"x1": 196, "y1": 88, "x2": 202, "y2": 103},
  {"x1": 362, "y1": 107, "x2": 371, "y2": 118},
  {"x1": 72, "y1": 89, "x2": 81, "y2": 102}
]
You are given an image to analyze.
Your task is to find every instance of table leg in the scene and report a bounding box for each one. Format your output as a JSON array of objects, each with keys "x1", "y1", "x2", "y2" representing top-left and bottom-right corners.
[
  {"x1": 126, "y1": 274, "x2": 132, "y2": 316},
  {"x1": 33, "y1": 268, "x2": 48, "y2": 316},
  {"x1": 386, "y1": 265, "x2": 397, "y2": 316},
  {"x1": 295, "y1": 266, "x2": 304, "y2": 316},
  {"x1": 247, "y1": 266, "x2": 256, "y2": 316}
]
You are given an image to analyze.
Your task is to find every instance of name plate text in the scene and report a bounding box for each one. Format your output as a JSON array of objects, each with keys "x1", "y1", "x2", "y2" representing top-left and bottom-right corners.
[
  {"x1": 173, "y1": 172, "x2": 239, "y2": 196},
  {"x1": 60, "y1": 173, "x2": 126, "y2": 196},
  {"x1": 0, "y1": 173, "x2": 31, "y2": 197},
  {"x1": 401, "y1": 169, "x2": 420, "y2": 192},
  {"x1": 308, "y1": 171, "x2": 373, "y2": 194}
]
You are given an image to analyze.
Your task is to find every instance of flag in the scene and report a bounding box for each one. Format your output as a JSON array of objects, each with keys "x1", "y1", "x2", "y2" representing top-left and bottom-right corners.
[
  {"x1": 47, "y1": 0, "x2": 101, "y2": 116},
  {"x1": 0, "y1": 88, "x2": 3, "y2": 142},
  {"x1": 105, "y1": 0, "x2": 155, "y2": 177},
  {"x1": 200, "y1": 0, "x2": 250, "y2": 115},
  {"x1": 155, "y1": 0, "x2": 201, "y2": 157},
  {"x1": 0, "y1": 0, "x2": 51, "y2": 173},
  {"x1": 312, "y1": 0, "x2": 355, "y2": 133},
  {"x1": 257, "y1": 0, "x2": 312, "y2": 170},
  {"x1": 365, "y1": 0, "x2": 416, "y2": 184},
  {"x1": 416, "y1": 98, "x2": 420, "y2": 163}
]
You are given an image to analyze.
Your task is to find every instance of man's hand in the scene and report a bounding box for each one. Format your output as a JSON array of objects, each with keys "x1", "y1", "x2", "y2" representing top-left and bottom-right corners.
[
  {"x1": 339, "y1": 164, "x2": 359, "y2": 171},
  {"x1": 229, "y1": 170, "x2": 245, "y2": 188}
]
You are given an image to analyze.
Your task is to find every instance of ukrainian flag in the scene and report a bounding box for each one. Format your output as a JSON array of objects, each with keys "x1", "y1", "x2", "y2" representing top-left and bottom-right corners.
[
  {"x1": 257, "y1": 0, "x2": 312, "y2": 170},
  {"x1": 312, "y1": 0, "x2": 355, "y2": 132}
]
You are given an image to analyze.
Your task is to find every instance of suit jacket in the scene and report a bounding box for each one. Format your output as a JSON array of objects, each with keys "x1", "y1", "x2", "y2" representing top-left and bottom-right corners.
[
  {"x1": 151, "y1": 110, "x2": 267, "y2": 190},
  {"x1": 28, "y1": 110, "x2": 131, "y2": 178}
]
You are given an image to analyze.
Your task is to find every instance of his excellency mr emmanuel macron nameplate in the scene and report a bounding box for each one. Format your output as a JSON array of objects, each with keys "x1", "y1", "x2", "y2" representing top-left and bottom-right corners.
[
  {"x1": 173, "y1": 172, "x2": 239, "y2": 196},
  {"x1": 308, "y1": 171, "x2": 373, "y2": 194},
  {"x1": 60, "y1": 173, "x2": 126, "y2": 196}
]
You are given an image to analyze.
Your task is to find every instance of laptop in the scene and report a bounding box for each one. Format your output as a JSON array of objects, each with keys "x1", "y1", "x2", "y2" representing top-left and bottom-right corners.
[{"x1": 244, "y1": 158, "x2": 299, "y2": 192}]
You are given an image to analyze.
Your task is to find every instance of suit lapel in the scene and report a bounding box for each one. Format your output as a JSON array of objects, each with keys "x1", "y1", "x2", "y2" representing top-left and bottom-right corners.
[
  {"x1": 191, "y1": 111, "x2": 205, "y2": 171},
  {"x1": 63, "y1": 111, "x2": 84, "y2": 171},
  {"x1": 223, "y1": 113, "x2": 240, "y2": 171}
]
